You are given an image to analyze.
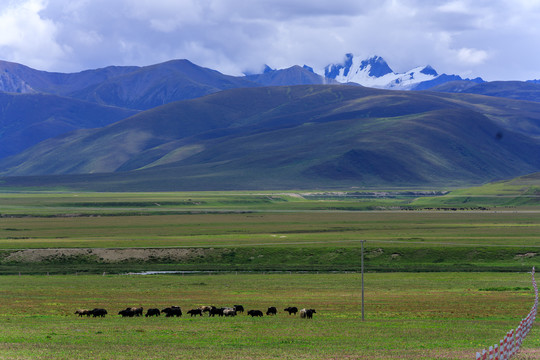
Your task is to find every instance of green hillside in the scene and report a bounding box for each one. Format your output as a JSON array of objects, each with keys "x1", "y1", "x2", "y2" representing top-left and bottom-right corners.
[
  {"x1": 1, "y1": 85, "x2": 539, "y2": 191},
  {"x1": 412, "y1": 172, "x2": 540, "y2": 208},
  {"x1": 0, "y1": 92, "x2": 137, "y2": 159},
  {"x1": 431, "y1": 80, "x2": 540, "y2": 103}
]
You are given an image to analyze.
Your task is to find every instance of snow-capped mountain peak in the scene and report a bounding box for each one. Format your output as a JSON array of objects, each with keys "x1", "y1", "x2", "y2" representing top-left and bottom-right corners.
[
  {"x1": 321, "y1": 54, "x2": 440, "y2": 90},
  {"x1": 324, "y1": 54, "x2": 392, "y2": 83},
  {"x1": 358, "y1": 55, "x2": 394, "y2": 77},
  {"x1": 419, "y1": 65, "x2": 438, "y2": 77}
]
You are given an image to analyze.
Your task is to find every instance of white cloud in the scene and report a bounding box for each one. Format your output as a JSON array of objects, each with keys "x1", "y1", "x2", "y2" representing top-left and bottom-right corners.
[
  {"x1": 0, "y1": 0, "x2": 538, "y2": 80},
  {"x1": 456, "y1": 48, "x2": 489, "y2": 65},
  {"x1": 0, "y1": 0, "x2": 65, "y2": 69}
]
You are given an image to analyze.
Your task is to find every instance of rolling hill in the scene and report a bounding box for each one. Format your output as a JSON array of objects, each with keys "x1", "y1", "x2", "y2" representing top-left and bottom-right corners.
[
  {"x1": 0, "y1": 59, "x2": 261, "y2": 111},
  {"x1": 67, "y1": 60, "x2": 260, "y2": 110},
  {"x1": 1, "y1": 85, "x2": 539, "y2": 191},
  {"x1": 429, "y1": 80, "x2": 540, "y2": 103},
  {"x1": 0, "y1": 92, "x2": 138, "y2": 159},
  {"x1": 411, "y1": 171, "x2": 540, "y2": 208}
]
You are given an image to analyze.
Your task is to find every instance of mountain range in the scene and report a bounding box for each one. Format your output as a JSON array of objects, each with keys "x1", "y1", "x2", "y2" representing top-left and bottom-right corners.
[
  {"x1": 0, "y1": 54, "x2": 486, "y2": 106},
  {"x1": 321, "y1": 54, "x2": 484, "y2": 90},
  {"x1": 0, "y1": 56, "x2": 539, "y2": 191}
]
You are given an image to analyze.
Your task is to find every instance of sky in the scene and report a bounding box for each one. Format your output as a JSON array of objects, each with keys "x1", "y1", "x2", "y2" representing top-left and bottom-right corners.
[{"x1": 0, "y1": 0, "x2": 539, "y2": 81}]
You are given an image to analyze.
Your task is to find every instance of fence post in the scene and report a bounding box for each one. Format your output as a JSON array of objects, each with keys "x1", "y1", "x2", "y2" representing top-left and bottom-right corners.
[
  {"x1": 361, "y1": 240, "x2": 365, "y2": 321},
  {"x1": 475, "y1": 267, "x2": 537, "y2": 358}
]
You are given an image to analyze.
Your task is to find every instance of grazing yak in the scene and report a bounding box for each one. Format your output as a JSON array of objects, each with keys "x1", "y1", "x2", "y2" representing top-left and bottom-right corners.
[
  {"x1": 299, "y1": 308, "x2": 316, "y2": 319},
  {"x1": 74, "y1": 309, "x2": 90, "y2": 317},
  {"x1": 187, "y1": 309, "x2": 203, "y2": 317},
  {"x1": 233, "y1": 305, "x2": 244, "y2": 314},
  {"x1": 162, "y1": 306, "x2": 182, "y2": 317},
  {"x1": 209, "y1": 307, "x2": 224, "y2": 317},
  {"x1": 247, "y1": 310, "x2": 263, "y2": 317},
  {"x1": 145, "y1": 308, "x2": 161, "y2": 317},
  {"x1": 119, "y1": 307, "x2": 143, "y2": 317},
  {"x1": 199, "y1": 306, "x2": 212, "y2": 314},
  {"x1": 266, "y1": 306, "x2": 277, "y2": 316},
  {"x1": 223, "y1": 308, "x2": 237, "y2": 317},
  {"x1": 130, "y1": 307, "x2": 143, "y2": 317},
  {"x1": 90, "y1": 308, "x2": 108, "y2": 317},
  {"x1": 284, "y1": 306, "x2": 298, "y2": 315},
  {"x1": 118, "y1": 309, "x2": 135, "y2": 317}
]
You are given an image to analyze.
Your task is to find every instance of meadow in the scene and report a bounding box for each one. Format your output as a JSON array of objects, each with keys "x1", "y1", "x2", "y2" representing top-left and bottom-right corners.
[
  {"x1": 0, "y1": 189, "x2": 539, "y2": 359},
  {"x1": 0, "y1": 272, "x2": 538, "y2": 360},
  {"x1": 0, "y1": 191, "x2": 539, "y2": 274}
]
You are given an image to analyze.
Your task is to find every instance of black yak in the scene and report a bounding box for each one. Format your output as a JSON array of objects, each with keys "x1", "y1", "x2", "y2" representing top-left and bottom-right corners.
[
  {"x1": 187, "y1": 309, "x2": 203, "y2": 317},
  {"x1": 209, "y1": 307, "x2": 224, "y2": 317},
  {"x1": 118, "y1": 309, "x2": 135, "y2": 317},
  {"x1": 284, "y1": 306, "x2": 298, "y2": 315},
  {"x1": 300, "y1": 308, "x2": 316, "y2": 319},
  {"x1": 90, "y1": 308, "x2": 107, "y2": 317},
  {"x1": 266, "y1": 306, "x2": 277, "y2": 316},
  {"x1": 145, "y1": 308, "x2": 161, "y2": 317},
  {"x1": 247, "y1": 310, "x2": 263, "y2": 317},
  {"x1": 162, "y1": 306, "x2": 182, "y2": 317},
  {"x1": 130, "y1": 307, "x2": 143, "y2": 317}
]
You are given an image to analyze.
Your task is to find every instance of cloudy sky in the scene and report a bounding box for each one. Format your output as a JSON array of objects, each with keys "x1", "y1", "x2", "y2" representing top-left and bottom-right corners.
[{"x1": 0, "y1": 0, "x2": 539, "y2": 81}]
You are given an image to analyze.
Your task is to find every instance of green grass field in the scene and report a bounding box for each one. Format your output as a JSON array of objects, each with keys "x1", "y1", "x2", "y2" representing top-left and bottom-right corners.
[
  {"x1": 0, "y1": 190, "x2": 539, "y2": 274},
  {"x1": 0, "y1": 186, "x2": 539, "y2": 358},
  {"x1": 0, "y1": 184, "x2": 537, "y2": 216},
  {"x1": 0, "y1": 272, "x2": 537, "y2": 359},
  {"x1": 1, "y1": 211, "x2": 539, "y2": 249}
]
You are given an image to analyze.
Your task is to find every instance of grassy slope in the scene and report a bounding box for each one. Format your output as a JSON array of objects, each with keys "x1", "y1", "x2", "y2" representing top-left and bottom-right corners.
[
  {"x1": 412, "y1": 172, "x2": 540, "y2": 208},
  {"x1": 430, "y1": 80, "x2": 540, "y2": 103},
  {"x1": 2, "y1": 86, "x2": 540, "y2": 191},
  {"x1": 0, "y1": 92, "x2": 137, "y2": 158}
]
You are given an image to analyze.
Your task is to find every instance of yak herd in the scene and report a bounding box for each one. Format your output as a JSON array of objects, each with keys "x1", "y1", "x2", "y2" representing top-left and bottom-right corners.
[{"x1": 75, "y1": 305, "x2": 316, "y2": 319}]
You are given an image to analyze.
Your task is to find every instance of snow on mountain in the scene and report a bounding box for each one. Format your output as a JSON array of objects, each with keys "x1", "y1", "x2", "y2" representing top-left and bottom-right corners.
[{"x1": 321, "y1": 54, "x2": 441, "y2": 90}]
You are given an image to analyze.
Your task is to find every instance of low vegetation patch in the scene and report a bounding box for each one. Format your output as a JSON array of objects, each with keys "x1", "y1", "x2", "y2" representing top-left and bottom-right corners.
[
  {"x1": 478, "y1": 286, "x2": 531, "y2": 291},
  {"x1": 1, "y1": 246, "x2": 539, "y2": 275}
]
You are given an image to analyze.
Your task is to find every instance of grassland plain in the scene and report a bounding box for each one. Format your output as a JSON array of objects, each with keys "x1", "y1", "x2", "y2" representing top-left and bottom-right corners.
[
  {"x1": 0, "y1": 272, "x2": 538, "y2": 360},
  {"x1": 0, "y1": 187, "x2": 539, "y2": 359},
  {"x1": 0, "y1": 210, "x2": 539, "y2": 273},
  {"x1": 0, "y1": 190, "x2": 539, "y2": 273}
]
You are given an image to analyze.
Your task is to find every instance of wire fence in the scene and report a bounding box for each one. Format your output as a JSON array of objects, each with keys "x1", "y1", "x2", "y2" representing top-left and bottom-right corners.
[{"x1": 476, "y1": 267, "x2": 538, "y2": 360}]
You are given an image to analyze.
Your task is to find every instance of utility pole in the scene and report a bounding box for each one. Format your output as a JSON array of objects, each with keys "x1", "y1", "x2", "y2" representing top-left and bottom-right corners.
[{"x1": 361, "y1": 240, "x2": 365, "y2": 321}]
